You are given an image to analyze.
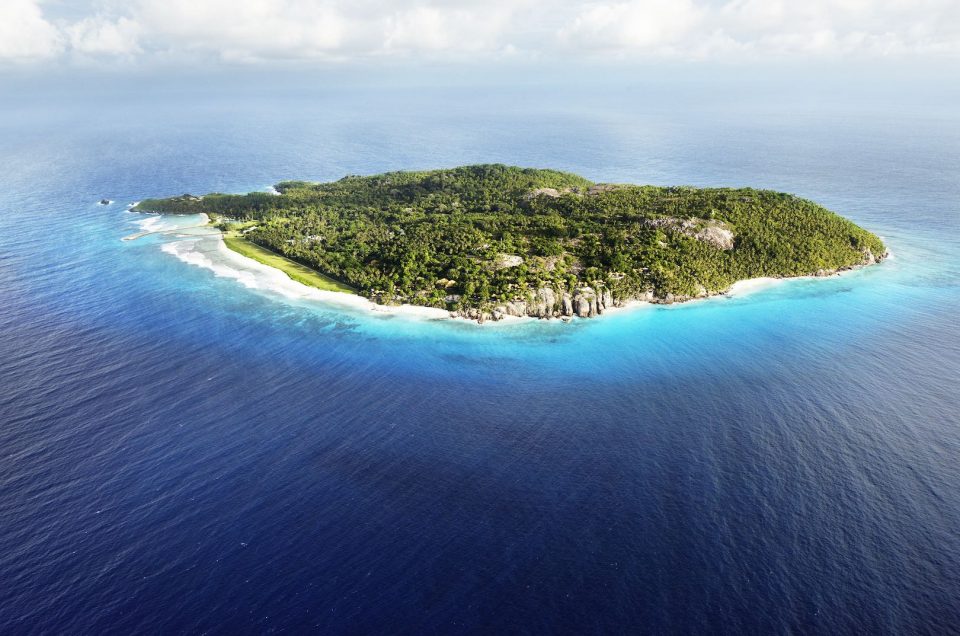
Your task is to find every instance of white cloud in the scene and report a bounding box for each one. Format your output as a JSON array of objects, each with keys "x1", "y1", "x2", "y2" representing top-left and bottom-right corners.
[
  {"x1": 0, "y1": 0, "x2": 959, "y2": 64},
  {"x1": 716, "y1": 0, "x2": 960, "y2": 57},
  {"x1": 67, "y1": 17, "x2": 141, "y2": 56},
  {"x1": 0, "y1": 0, "x2": 63, "y2": 60},
  {"x1": 128, "y1": 0, "x2": 519, "y2": 60},
  {"x1": 134, "y1": 0, "x2": 348, "y2": 60},
  {"x1": 384, "y1": 6, "x2": 513, "y2": 53},
  {"x1": 559, "y1": 0, "x2": 704, "y2": 51}
]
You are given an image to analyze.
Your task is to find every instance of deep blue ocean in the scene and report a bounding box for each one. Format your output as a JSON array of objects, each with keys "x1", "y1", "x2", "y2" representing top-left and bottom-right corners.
[{"x1": 1, "y1": 76, "x2": 959, "y2": 633}]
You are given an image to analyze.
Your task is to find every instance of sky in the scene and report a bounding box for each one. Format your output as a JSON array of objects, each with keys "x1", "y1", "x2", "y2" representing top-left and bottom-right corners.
[{"x1": 2, "y1": 0, "x2": 959, "y2": 68}]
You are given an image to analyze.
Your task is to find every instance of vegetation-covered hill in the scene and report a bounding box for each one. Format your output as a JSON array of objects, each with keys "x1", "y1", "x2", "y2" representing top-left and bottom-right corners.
[{"x1": 136, "y1": 164, "x2": 886, "y2": 320}]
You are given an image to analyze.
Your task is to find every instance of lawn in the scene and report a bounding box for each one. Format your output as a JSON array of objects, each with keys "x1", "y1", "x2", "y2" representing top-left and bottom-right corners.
[{"x1": 223, "y1": 235, "x2": 356, "y2": 294}]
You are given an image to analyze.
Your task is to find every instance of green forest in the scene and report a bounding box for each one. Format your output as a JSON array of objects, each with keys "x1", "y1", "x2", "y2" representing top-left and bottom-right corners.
[{"x1": 136, "y1": 164, "x2": 886, "y2": 315}]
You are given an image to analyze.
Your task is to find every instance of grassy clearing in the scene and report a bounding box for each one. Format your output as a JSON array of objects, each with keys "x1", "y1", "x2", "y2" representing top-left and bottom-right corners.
[{"x1": 222, "y1": 235, "x2": 356, "y2": 294}]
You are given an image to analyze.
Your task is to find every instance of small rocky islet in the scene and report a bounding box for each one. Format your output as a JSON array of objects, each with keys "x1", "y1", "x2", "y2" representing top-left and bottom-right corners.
[{"x1": 135, "y1": 164, "x2": 886, "y2": 322}]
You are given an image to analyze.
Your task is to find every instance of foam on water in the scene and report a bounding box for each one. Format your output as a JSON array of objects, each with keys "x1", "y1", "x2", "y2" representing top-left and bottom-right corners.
[
  {"x1": 148, "y1": 211, "x2": 904, "y2": 335},
  {"x1": 157, "y1": 221, "x2": 451, "y2": 321},
  {"x1": 160, "y1": 239, "x2": 264, "y2": 291},
  {"x1": 136, "y1": 214, "x2": 162, "y2": 232}
]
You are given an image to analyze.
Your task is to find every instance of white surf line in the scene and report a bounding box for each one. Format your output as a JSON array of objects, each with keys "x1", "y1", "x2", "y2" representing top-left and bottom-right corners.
[{"x1": 122, "y1": 225, "x2": 215, "y2": 241}]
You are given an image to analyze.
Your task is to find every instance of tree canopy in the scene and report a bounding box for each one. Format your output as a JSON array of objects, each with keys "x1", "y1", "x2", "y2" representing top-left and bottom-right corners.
[{"x1": 136, "y1": 164, "x2": 885, "y2": 313}]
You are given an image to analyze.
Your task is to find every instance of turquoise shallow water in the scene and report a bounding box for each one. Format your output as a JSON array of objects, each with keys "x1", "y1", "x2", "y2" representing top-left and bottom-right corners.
[{"x1": 1, "y1": 81, "x2": 958, "y2": 632}]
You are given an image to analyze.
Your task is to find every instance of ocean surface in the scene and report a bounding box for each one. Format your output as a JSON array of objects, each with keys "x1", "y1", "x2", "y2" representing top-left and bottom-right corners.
[{"x1": 1, "y1": 77, "x2": 959, "y2": 633}]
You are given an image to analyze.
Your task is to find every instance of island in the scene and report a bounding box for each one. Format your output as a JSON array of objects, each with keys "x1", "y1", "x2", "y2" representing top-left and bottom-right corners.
[{"x1": 135, "y1": 164, "x2": 886, "y2": 322}]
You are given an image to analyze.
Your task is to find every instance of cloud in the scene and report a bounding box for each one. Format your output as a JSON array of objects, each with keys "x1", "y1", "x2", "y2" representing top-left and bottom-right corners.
[
  {"x1": 716, "y1": 0, "x2": 960, "y2": 57},
  {"x1": 129, "y1": 0, "x2": 519, "y2": 60},
  {"x1": 0, "y1": 0, "x2": 63, "y2": 60},
  {"x1": 134, "y1": 0, "x2": 348, "y2": 60},
  {"x1": 559, "y1": 0, "x2": 704, "y2": 52},
  {"x1": 67, "y1": 17, "x2": 142, "y2": 56},
  {"x1": 1, "y1": 0, "x2": 959, "y2": 65},
  {"x1": 384, "y1": 6, "x2": 513, "y2": 53},
  {"x1": 555, "y1": 0, "x2": 960, "y2": 59}
]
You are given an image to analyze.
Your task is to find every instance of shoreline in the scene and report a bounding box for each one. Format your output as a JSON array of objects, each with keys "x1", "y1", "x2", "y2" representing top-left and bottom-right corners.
[
  {"x1": 222, "y1": 234, "x2": 357, "y2": 294},
  {"x1": 188, "y1": 216, "x2": 452, "y2": 321},
  {"x1": 149, "y1": 213, "x2": 887, "y2": 325}
]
